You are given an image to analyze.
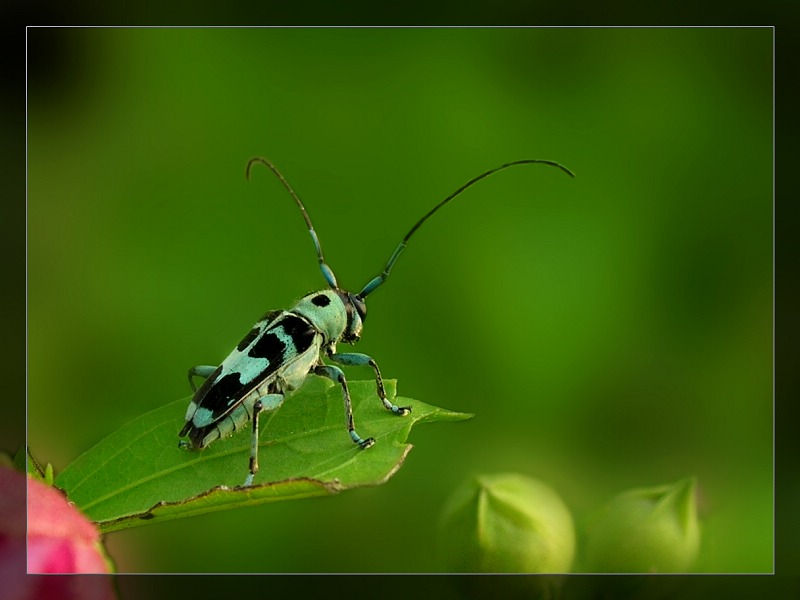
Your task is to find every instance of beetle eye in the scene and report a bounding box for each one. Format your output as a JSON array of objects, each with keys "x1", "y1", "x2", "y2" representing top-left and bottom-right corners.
[{"x1": 352, "y1": 294, "x2": 367, "y2": 323}]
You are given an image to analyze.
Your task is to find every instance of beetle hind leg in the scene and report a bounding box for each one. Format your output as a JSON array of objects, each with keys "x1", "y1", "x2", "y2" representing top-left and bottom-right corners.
[
  {"x1": 240, "y1": 393, "x2": 284, "y2": 487},
  {"x1": 187, "y1": 365, "x2": 218, "y2": 392}
]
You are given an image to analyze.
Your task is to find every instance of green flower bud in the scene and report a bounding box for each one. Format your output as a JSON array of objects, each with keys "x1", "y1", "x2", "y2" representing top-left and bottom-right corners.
[
  {"x1": 583, "y1": 477, "x2": 700, "y2": 573},
  {"x1": 437, "y1": 473, "x2": 575, "y2": 574}
]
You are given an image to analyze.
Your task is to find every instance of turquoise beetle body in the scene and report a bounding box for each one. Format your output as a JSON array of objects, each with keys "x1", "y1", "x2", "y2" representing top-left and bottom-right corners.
[{"x1": 179, "y1": 157, "x2": 574, "y2": 486}]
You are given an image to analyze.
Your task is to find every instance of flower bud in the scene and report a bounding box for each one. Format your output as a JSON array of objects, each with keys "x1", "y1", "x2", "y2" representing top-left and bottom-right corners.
[
  {"x1": 0, "y1": 464, "x2": 116, "y2": 600},
  {"x1": 583, "y1": 477, "x2": 700, "y2": 573},
  {"x1": 437, "y1": 473, "x2": 575, "y2": 574}
]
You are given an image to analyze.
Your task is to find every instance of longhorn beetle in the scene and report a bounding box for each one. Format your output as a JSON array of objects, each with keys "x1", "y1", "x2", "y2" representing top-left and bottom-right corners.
[{"x1": 179, "y1": 157, "x2": 574, "y2": 486}]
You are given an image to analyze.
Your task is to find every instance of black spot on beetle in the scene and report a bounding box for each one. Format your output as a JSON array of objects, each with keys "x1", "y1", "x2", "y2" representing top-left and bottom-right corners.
[
  {"x1": 281, "y1": 314, "x2": 317, "y2": 351},
  {"x1": 185, "y1": 371, "x2": 246, "y2": 445},
  {"x1": 249, "y1": 314, "x2": 316, "y2": 366},
  {"x1": 249, "y1": 330, "x2": 286, "y2": 361},
  {"x1": 312, "y1": 293, "x2": 331, "y2": 307},
  {"x1": 201, "y1": 372, "x2": 244, "y2": 413}
]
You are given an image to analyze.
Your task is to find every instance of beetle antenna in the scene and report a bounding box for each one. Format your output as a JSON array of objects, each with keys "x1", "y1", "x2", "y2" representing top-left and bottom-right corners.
[
  {"x1": 246, "y1": 157, "x2": 339, "y2": 288},
  {"x1": 358, "y1": 159, "x2": 575, "y2": 299}
]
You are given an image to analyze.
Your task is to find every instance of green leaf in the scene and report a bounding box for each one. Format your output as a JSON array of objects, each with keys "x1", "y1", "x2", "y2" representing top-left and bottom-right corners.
[{"x1": 54, "y1": 378, "x2": 471, "y2": 533}]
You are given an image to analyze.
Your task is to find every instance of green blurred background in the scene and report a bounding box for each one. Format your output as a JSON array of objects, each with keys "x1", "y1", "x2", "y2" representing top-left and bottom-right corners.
[{"x1": 27, "y1": 28, "x2": 772, "y2": 573}]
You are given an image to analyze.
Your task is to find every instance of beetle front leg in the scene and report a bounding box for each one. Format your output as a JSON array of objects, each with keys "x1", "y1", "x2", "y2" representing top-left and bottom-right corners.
[
  {"x1": 327, "y1": 350, "x2": 412, "y2": 416},
  {"x1": 314, "y1": 364, "x2": 375, "y2": 449}
]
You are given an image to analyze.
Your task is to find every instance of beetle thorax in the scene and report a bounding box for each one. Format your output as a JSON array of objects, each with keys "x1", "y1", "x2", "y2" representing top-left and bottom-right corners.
[{"x1": 290, "y1": 290, "x2": 351, "y2": 344}]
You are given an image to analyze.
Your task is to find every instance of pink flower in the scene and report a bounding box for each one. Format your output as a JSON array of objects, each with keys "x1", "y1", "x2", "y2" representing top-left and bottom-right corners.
[{"x1": 0, "y1": 464, "x2": 116, "y2": 599}]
